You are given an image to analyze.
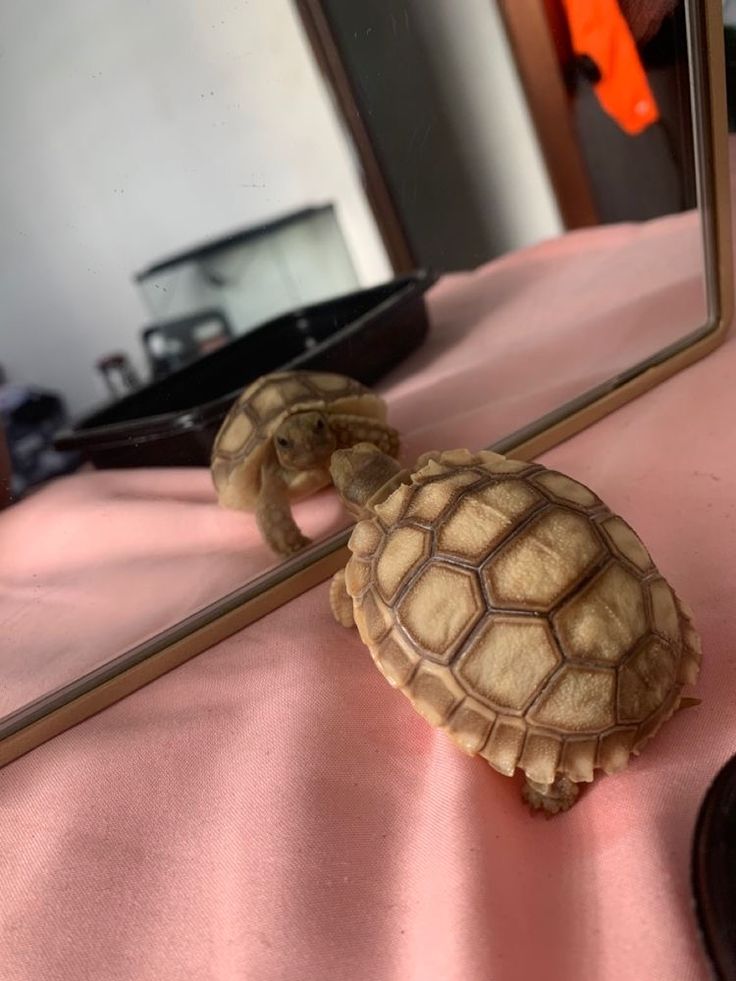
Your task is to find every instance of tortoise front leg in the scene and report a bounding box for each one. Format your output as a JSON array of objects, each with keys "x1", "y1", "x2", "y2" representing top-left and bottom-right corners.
[
  {"x1": 329, "y1": 569, "x2": 355, "y2": 627},
  {"x1": 329, "y1": 415, "x2": 400, "y2": 459},
  {"x1": 256, "y1": 447, "x2": 311, "y2": 556}
]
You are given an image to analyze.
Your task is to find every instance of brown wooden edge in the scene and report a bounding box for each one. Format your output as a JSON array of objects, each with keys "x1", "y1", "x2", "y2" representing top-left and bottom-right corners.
[
  {"x1": 294, "y1": 0, "x2": 416, "y2": 272},
  {"x1": 0, "y1": 0, "x2": 730, "y2": 772},
  {"x1": 497, "y1": 0, "x2": 600, "y2": 229}
]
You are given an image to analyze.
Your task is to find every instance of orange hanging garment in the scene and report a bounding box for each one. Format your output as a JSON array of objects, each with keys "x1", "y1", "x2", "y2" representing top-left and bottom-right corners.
[{"x1": 560, "y1": 0, "x2": 660, "y2": 135}]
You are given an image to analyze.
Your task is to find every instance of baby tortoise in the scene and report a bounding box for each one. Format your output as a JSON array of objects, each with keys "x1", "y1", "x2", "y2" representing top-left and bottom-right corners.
[
  {"x1": 211, "y1": 371, "x2": 399, "y2": 556},
  {"x1": 329, "y1": 445, "x2": 701, "y2": 815}
]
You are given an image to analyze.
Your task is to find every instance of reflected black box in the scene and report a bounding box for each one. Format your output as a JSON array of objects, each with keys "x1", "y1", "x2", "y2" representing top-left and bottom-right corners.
[{"x1": 55, "y1": 271, "x2": 435, "y2": 469}]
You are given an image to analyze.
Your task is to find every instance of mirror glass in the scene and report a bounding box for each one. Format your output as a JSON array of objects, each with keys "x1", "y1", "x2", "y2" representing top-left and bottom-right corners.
[{"x1": 0, "y1": 0, "x2": 715, "y2": 726}]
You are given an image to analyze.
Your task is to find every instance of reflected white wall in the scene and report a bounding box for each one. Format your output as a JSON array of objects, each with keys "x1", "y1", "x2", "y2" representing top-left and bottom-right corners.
[
  {"x1": 408, "y1": 0, "x2": 563, "y2": 252},
  {"x1": 0, "y1": 0, "x2": 391, "y2": 415}
]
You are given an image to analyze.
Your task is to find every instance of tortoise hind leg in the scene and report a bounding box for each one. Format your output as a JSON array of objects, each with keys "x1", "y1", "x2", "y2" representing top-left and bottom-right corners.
[
  {"x1": 330, "y1": 414, "x2": 400, "y2": 458},
  {"x1": 256, "y1": 448, "x2": 311, "y2": 556},
  {"x1": 522, "y1": 775, "x2": 580, "y2": 816}
]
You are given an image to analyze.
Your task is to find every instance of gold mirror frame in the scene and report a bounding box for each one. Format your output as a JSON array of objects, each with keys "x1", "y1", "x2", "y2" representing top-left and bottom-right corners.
[{"x1": 1, "y1": 0, "x2": 731, "y2": 768}]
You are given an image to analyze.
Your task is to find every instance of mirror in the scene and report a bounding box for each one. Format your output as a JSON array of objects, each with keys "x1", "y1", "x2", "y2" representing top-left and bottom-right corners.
[{"x1": 0, "y1": 0, "x2": 730, "y2": 751}]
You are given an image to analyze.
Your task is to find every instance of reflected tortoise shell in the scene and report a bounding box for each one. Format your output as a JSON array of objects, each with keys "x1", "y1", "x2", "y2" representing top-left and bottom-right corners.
[{"x1": 211, "y1": 370, "x2": 387, "y2": 510}]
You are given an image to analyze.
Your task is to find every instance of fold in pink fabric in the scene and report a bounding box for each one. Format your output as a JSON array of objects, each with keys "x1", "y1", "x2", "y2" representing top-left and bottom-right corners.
[{"x1": 0, "y1": 204, "x2": 727, "y2": 979}]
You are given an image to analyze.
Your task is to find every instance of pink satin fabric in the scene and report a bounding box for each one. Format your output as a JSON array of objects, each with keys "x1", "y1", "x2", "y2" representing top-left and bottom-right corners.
[{"x1": 0, "y1": 206, "x2": 727, "y2": 979}]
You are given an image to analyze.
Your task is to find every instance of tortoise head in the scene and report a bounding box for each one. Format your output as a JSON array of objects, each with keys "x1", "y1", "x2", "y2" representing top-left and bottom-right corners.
[
  {"x1": 330, "y1": 443, "x2": 405, "y2": 518},
  {"x1": 273, "y1": 410, "x2": 337, "y2": 471}
]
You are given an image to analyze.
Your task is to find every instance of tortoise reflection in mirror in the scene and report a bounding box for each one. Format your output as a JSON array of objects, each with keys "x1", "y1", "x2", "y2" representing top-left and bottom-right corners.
[{"x1": 211, "y1": 371, "x2": 400, "y2": 557}]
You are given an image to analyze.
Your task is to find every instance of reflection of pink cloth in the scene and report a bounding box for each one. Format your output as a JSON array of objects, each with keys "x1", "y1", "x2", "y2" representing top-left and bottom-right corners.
[
  {"x1": 0, "y1": 203, "x2": 724, "y2": 979},
  {"x1": 0, "y1": 208, "x2": 705, "y2": 715},
  {"x1": 389, "y1": 212, "x2": 706, "y2": 456}
]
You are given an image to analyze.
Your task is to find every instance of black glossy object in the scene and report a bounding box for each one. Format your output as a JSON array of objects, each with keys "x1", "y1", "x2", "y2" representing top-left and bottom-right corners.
[
  {"x1": 692, "y1": 754, "x2": 736, "y2": 980},
  {"x1": 55, "y1": 271, "x2": 435, "y2": 469}
]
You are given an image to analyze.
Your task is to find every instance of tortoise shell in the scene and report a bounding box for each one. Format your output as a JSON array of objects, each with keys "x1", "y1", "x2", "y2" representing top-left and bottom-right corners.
[
  {"x1": 211, "y1": 370, "x2": 387, "y2": 510},
  {"x1": 345, "y1": 449, "x2": 701, "y2": 786}
]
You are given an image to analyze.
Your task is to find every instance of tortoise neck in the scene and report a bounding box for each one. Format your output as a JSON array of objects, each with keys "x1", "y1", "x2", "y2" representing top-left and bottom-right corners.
[
  {"x1": 350, "y1": 456, "x2": 406, "y2": 514},
  {"x1": 331, "y1": 447, "x2": 407, "y2": 515},
  {"x1": 366, "y1": 466, "x2": 411, "y2": 511}
]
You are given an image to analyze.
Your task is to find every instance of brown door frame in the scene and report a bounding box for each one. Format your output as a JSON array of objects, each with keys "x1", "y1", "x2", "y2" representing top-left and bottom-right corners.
[
  {"x1": 497, "y1": 0, "x2": 599, "y2": 229},
  {"x1": 294, "y1": 0, "x2": 416, "y2": 272}
]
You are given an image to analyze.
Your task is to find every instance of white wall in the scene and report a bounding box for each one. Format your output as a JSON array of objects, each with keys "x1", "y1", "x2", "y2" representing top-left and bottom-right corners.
[
  {"x1": 0, "y1": 0, "x2": 391, "y2": 415},
  {"x1": 408, "y1": 0, "x2": 563, "y2": 253}
]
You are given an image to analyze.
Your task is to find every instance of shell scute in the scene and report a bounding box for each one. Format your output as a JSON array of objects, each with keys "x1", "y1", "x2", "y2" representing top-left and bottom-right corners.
[
  {"x1": 482, "y1": 508, "x2": 604, "y2": 611},
  {"x1": 396, "y1": 563, "x2": 484, "y2": 664}
]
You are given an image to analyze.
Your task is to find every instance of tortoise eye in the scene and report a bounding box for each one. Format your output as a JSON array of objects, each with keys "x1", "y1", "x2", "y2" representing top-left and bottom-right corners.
[
  {"x1": 315, "y1": 418, "x2": 325, "y2": 431},
  {"x1": 276, "y1": 436, "x2": 289, "y2": 448}
]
